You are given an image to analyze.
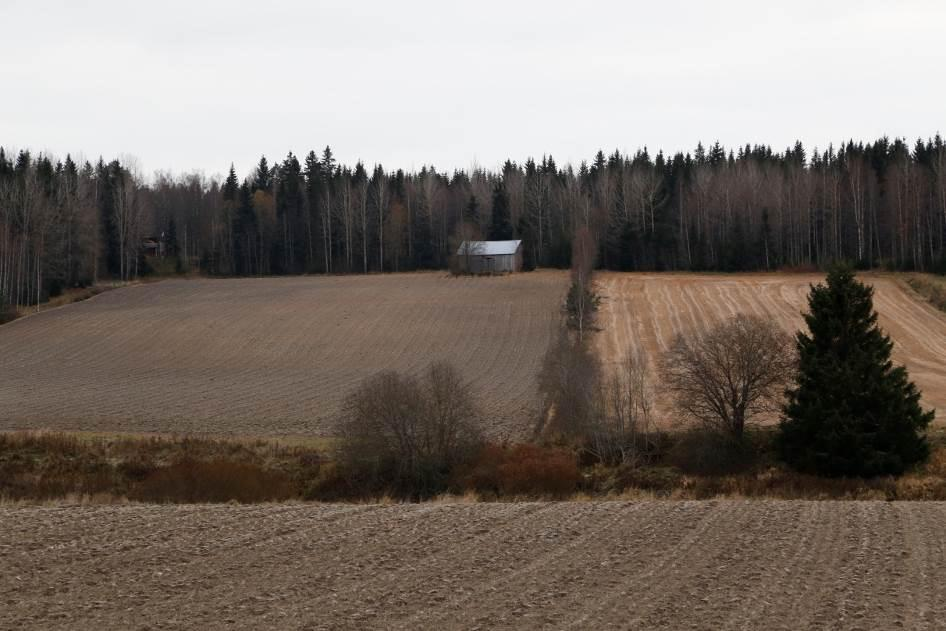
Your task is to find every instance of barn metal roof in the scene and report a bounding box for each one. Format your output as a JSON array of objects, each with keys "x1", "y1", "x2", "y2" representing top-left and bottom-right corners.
[{"x1": 456, "y1": 240, "x2": 522, "y2": 256}]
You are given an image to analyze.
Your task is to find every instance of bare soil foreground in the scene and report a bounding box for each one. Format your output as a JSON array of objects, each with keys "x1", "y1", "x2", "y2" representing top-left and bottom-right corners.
[
  {"x1": 597, "y1": 272, "x2": 946, "y2": 424},
  {"x1": 0, "y1": 272, "x2": 564, "y2": 439},
  {"x1": 2, "y1": 501, "x2": 945, "y2": 630}
]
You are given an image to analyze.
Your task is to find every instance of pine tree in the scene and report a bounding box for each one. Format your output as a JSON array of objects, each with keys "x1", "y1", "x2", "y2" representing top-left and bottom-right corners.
[
  {"x1": 488, "y1": 183, "x2": 513, "y2": 240},
  {"x1": 778, "y1": 266, "x2": 933, "y2": 476}
]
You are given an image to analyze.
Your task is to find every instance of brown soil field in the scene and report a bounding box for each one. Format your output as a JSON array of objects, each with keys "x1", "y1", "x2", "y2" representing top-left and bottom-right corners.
[
  {"x1": 0, "y1": 272, "x2": 565, "y2": 439},
  {"x1": 597, "y1": 272, "x2": 946, "y2": 426},
  {"x1": 3, "y1": 500, "x2": 946, "y2": 630}
]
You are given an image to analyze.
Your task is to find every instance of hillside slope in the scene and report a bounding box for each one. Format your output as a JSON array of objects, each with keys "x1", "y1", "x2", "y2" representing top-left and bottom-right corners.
[
  {"x1": 597, "y1": 272, "x2": 946, "y2": 425},
  {"x1": 0, "y1": 272, "x2": 565, "y2": 438}
]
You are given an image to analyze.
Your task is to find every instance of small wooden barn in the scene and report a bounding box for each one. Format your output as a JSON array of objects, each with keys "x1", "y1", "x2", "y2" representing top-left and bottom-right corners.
[
  {"x1": 141, "y1": 235, "x2": 166, "y2": 257},
  {"x1": 456, "y1": 240, "x2": 523, "y2": 274}
]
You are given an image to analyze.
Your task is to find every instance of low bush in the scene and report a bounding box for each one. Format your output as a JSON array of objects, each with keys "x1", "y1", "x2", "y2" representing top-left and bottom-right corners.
[
  {"x1": 8, "y1": 430, "x2": 946, "y2": 503},
  {"x1": 335, "y1": 362, "x2": 483, "y2": 499},
  {"x1": 615, "y1": 465, "x2": 684, "y2": 493},
  {"x1": 666, "y1": 429, "x2": 760, "y2": 475},
  {"x1": 0, "y1": 432, "x2": 320, "y2": 503},
  {"x1": 907, "y1": 274, "x2": 946, "y2": 313},
  {"x1": 581, "y1": 463, "x2": 683, "y2": 496},
  {"x1": 130, "y1": 458, "x2": 296, "y2": 503},
  {"x1": 455, "y1": 443, "x2": 580, "y2": 498}
]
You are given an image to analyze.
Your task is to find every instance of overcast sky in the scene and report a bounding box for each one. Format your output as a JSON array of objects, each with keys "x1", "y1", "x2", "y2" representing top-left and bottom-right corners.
[{"x1": 1, "y1": 0, "x2": 944, "y2": 180}]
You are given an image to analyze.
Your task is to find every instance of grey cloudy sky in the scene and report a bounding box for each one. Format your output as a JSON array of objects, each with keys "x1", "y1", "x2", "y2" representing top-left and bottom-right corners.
[{"x1": 1, "y1": 0, "x2": 944, "y2": 180}]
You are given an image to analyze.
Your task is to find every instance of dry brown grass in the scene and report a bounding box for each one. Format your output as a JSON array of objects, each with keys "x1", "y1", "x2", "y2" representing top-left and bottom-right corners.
[
  {"x1": 906, "y1": 273, "x2": 946, "y2": 312},
  {"x1": 0, "y1": 431, "x2": 322, "y2": 503},
  {"x1": 130, "y1": 459, "x2": 296, "y2": 503},
  {"x1": 6, "y1": 280, "x2": 140, "y2": 323}
]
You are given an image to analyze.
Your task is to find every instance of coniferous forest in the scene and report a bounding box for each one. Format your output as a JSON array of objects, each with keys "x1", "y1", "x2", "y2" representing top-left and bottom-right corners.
[{"x1": 1, "y1": 136, "x2": 946, "y2": 308}]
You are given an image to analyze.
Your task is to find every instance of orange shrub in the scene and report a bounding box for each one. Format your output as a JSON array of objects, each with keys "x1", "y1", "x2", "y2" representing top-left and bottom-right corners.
[
  {"x1": 456, "y1": 443, "x2": 580, "y2": 498},
  {"x1": 130, "y1": 458, "x2": 296, "y2": 503}
]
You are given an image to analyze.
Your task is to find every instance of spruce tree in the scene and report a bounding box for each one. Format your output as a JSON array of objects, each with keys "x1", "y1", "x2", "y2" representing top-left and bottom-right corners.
[
  {"x1": 166, "y1": 217, "x2": 183, "y2": 273},
  {"x1": 516, "y1": 213, "x2": 537, "y2": 271},
  {"x1": 252, "y1": 156, "x2": 271, "y2": 192},
  {"x1": 488, "y1": 183, "x2": 513, "y2": 240},
  {"x1": 222, "y1": 164, "x2": 239, "y2": 203},
  {"x1": 464, "y1": 194, "x2": 479, "y2": 224},
  {"x1": 232, "y1": 181, "x2": 258, "y2": 275},
  {"x1": 778, "y1": 266, "x2": 933, "y2": 476}
]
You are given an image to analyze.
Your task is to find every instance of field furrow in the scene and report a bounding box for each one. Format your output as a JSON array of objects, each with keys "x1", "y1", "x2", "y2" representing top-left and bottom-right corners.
[
  {"x1": 596, "y1": 272, "x2": 946, "y2": 425},
  {"x1": 0, "y1": 272, "x2": 566, "y2": 439},
  {"x1": 2, "y1": 501, "x2": 944, "y2": 630}
]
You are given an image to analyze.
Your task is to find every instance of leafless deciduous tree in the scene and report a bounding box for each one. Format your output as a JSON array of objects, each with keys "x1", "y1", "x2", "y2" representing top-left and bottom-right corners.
[
  {"x1": 566, "y1": 226, "x2": 597, "y2": 341},
  {"x1": 592, "y1": 347, "x2": 657, "y2": 465},
  {"x1": 338, "y1": 361, "x2": 482, "y2": 493},
  {"x1": 539, "y1": 333, "x2": 657, "y2": 465},
  {"x1": 113, "y1": 168, "x2": 143, "y2": 281},
  {"x1": 661, "y1": 314, "x2": 796, "y2": 440},
  {"x1": 452, "y1": 237, "x2": 483, "y2": 275},
  {"x1": 538, "y1": 329, "x2": 602, "y2": 438}
]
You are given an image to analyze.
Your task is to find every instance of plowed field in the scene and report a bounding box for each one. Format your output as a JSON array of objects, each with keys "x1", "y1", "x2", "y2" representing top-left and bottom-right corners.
[
  {"x1": 597, "y1": 272, "x2": 946, "y2": 425},
  {"x1": 0, "y1": 272, "x2": 565, "y2": 438},
  {"x1": 3, "y1": 500, "x2": 945, "y2": 630}
]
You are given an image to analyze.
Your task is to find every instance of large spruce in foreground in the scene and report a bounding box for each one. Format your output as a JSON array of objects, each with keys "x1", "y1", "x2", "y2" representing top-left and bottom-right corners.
[{"x1": 778, "y1": 266, "x2": 934, "y2": 476}]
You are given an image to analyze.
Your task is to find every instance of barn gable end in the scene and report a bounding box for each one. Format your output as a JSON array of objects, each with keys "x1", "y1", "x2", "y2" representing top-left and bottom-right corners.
[{"x1": 456, "y1": 240, "x2": 523, "y2": 273}]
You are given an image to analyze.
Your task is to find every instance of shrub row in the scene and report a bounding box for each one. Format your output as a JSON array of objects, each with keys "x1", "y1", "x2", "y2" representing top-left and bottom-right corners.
[
  {"x1": 7, "y1": 430, "x2": 946, "y2": 503},
  {"x1": 0, "y1": 432, "x2": 582, "y2": 503},
  {"x1": 0, "y1": 433, "x2": 319, "y2": 503}
]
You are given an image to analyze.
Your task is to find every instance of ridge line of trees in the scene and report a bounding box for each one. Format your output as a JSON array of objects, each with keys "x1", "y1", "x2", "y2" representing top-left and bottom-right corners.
[{"x1": 3, "y1": 135, "x2": 946, "y2": 309}]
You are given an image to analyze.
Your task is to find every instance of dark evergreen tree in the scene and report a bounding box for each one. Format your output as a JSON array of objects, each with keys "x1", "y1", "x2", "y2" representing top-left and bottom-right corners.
[
  {"x1": 96, "y1": 159, "x2": 123, "y2": 278},
  {"x1": 252, "y1": 156, "x2": 271, "y2": 192},
  {"x1": 273, "y1": 152, "x2": 304, "y2": 274},
  {"x1": 464, "y1": 194, "x2": 479, "y2": 224},
  {"x1": 303, "y1": 151, "x2": 324, "y2": 272},
  {"x1": 165, "y1": 216, "x2": 179, "y2": 258},
  {"x1": 778, "y1": 266, "x2": 933, "y2": 476},
  {"x1": 165, "y1": 216, "x2": 183, "y2": 273},
  {"x1": 222, "y1": 164, "x2": 239, "y2": 203},
  {"x1": 321, "y1": 146, "x2": 335, "y2": 173},
  {"x1": 516, "y1": 213, "x2": 537, "y2": 271},
  {"x1": 232, "y1": 181, "x2": 259, "y2": 275},
  {"x1": 487, "y1": 183, "x2": 513, "y2": 240}
]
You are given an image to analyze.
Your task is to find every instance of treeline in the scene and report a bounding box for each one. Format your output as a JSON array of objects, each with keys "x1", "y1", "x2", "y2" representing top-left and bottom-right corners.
[
  {"x1": 0, "y1": 151, "x2": 142, "y2": 311},
  {"x1": 2, "y1": 136, "x2": 945, "y2": 308}
]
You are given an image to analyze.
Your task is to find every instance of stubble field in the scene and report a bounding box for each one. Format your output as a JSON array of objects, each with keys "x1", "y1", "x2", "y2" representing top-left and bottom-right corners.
[
  {"x1": 596, "y1": 272, "x2": 946, "y2": 426},
  {"x1": 3, "y1": 500, "x2": 946, "y2": 630},
  {"x1": 0, "y1": 272, "x2": 565, "y2": 439}
]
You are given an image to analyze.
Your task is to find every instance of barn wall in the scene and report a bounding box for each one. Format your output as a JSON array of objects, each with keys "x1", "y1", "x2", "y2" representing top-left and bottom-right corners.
[{"x1": 456, "y1": 249, "x2": 522, "y2": 273}]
